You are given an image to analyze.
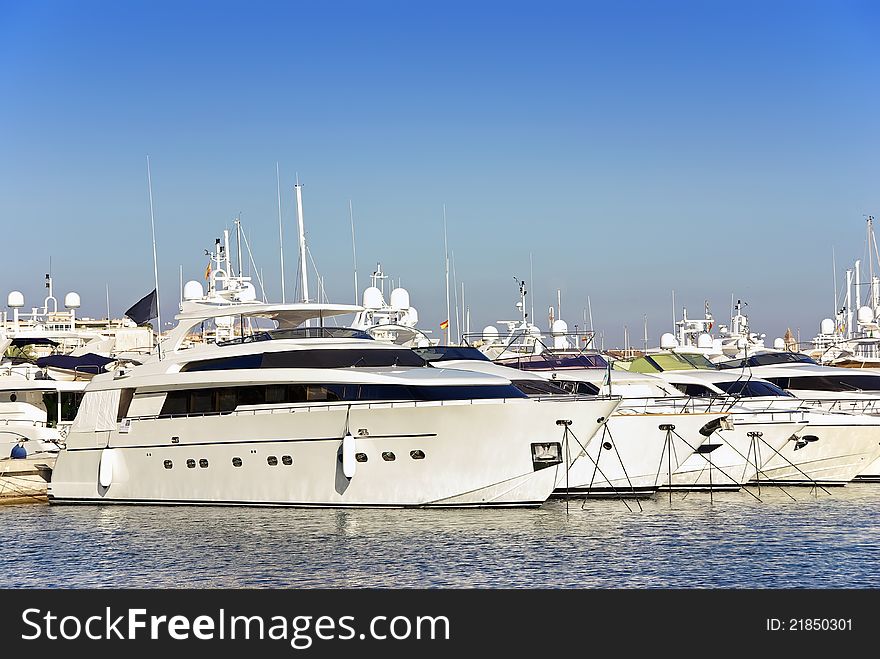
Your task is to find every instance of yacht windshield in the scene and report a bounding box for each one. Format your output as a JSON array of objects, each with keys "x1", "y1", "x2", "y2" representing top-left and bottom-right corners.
[
  {"x1": 714, "y1": 380, "x2": 794, "y2": 398},
  {"x1": 717, "y1": 352, "x2": 817, "y2": 369},
  {"x1": 412, "y1": 346, "x2": 490, "y2": 362},
  {"x1": 496, "y1": 353, "x2": 608, "y2": 371}
]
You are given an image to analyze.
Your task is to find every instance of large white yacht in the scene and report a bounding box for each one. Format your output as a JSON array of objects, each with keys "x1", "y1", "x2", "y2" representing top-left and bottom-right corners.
[{"x1": 48, "y1": 282, "x2": 619, "y2": 507}]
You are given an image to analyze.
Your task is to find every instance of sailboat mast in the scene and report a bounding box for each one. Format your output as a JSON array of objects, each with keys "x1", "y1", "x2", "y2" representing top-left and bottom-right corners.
[
  {"x1": 276, "y1": 162, "x2": 286, "y2": 303},
  {"x1": 146, "y1": 155, "x2": 163, "y2": 360},
  {"x1": 295, "y1": 179, "x2": 309, "y2": 304},
  {"x1": 443, "y1": 204, "x2": 451, "y2": 344}
]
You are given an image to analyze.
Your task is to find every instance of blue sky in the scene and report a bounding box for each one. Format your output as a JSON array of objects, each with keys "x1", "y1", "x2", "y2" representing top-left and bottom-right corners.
[{"x1": 2, "y1": 0, "x2": 879, "y2": 346}]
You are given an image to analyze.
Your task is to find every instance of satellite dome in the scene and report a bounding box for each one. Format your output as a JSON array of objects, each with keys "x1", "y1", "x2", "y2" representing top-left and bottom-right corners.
[
  {"x1": 408, "y1": 307, "x2": 419, "y2": 324},
  {"x1": 858, "y1": 306, "x2": 873, "y2": 324},
  {"x1": 482, "y1": 325, "x2": 499, "y2": 342},
  {"x1": 63, "y1": 292, "x2": 81, "y2": 309},
  {"x1": 696, "y1": 332, "x2": 712, "y2": 349},
  {"x1": 7, "y1": 291, "x2": 24, "y2": 308},
  {"x1": 773, "y1": 337, "x2": 785, "y2": 350},
  {"x1": 389, "y1": 287, "x2": 410, "y2": 310},
  {"x1": 239, "y1": 282, "x2": 257, "y2": 302},
  {"x1": 659, "y1": 332, "x2": 678, "y2": 349},
  {"x1": 551, "y1": 319, "x2": 568, "y2": 335},
  {"x1": 820, "y1": 318, "x2": 835, "y2": 335},
  {"x1": 362, "y1": 286, "x2": 384, "y2": 309},
  {"x1": 183, "y1": 280, "x2": 204, "y2": 301}
]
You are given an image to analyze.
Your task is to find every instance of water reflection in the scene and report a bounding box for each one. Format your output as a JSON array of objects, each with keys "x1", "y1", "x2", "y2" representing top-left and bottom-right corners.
[{"x1": 2, "y1": 484, "x2": 879, "y2": 588}]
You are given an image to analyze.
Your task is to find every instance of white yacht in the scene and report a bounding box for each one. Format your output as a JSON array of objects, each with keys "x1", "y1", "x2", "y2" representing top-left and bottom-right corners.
[
  {"x1": 48, "y1": 294, "x2": 618, "y2": 507},
  {"x1": 646, "y1": 360, "x2": 880, "y2": 485},
  {"x1": 715, "y1": 352, "x2": 880, "y2": 481}
]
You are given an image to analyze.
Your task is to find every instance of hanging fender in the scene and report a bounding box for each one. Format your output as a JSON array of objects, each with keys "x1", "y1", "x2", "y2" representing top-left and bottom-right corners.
[{"x1": 342, "y1": 432, "x2": 357, "y2": 478}]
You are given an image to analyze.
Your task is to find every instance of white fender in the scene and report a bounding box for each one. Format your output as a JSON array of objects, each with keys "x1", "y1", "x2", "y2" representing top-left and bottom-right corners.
[
  {"x1": 342, "y1": 433, "x2": 356, "y2": 478},
  {"x1": 98, "y1": 447, "x2": 115, "y2": 488}
]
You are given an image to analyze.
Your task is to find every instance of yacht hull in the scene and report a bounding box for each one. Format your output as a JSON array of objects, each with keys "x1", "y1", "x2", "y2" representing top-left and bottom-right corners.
[
  {"x1": 556, "y1": 411, "x2": 725, "y2": 496},
  {"x1": 664, "y1": 419, "x2": 804, "y2": 491},
  {"x1": 49, "y1": 397, "x2": 618, "y2": 507},
  {"x1": 751, "y1": 414, "x2": 880, "y2": 485}
]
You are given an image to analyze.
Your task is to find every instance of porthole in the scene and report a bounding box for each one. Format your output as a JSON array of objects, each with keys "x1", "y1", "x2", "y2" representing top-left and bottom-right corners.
[
  {"x1": 186, "y1": 459, "x2": 196, "y2": 469},
  {"x1": 10, "y1": 393, "x2": 17, "y2": 402},
  {"x1": 410, "y1": 450, "x2": 425, "y2": 460},
  {"x1": 199, "y1": 459, "x2": 208, "y2": 468},
  {"x1": 232, "y1": 457, "x2": 242, "y2": 467},
  {"x1": 381, "y1": 451, "x2": 396, "y2": 461},
  {"x1": 355, "y1": 452, "x2": 368, "y2": 462},
  {"x1": 163, "y1": 460, "x2": 173, "y2": 469},
  {"x1": 282, "y1": 455, "x2": 293, "y2": 466},
  {"x1": 267, "y1": 456, "x2": 278, "y2": 466},
  {"x1": 602, "y1": 441, "x2": 613, "y2": 451}
]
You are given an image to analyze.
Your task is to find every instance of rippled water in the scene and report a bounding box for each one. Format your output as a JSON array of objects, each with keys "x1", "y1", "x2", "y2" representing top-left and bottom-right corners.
[{"x1": 3, "y1": 484, "x2": 879, "y2": 588}]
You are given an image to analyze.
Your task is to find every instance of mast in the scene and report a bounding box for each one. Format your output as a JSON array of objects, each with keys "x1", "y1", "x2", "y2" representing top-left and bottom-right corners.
[
  {"x1": 349, "y1": 199, "x2": 358, "y2": 304},
  {"x1": 276, "y1": 162, "x2": 286, "y2": 303},
  {"x1": 295, "y1": 178, "x2": 309, "y2": 304},
  {"x1": 236, "y1": 215, "x2": 243, "y2": 278},
  {"x1": 443, "y1": 204, "x2": 450, "y2": 344},
  {"x1": 529, "y1": 252, "x2": 535, "y2": 326},
  {"x1": 146, "y1": 155, "x2": 163, "y2": 360}
]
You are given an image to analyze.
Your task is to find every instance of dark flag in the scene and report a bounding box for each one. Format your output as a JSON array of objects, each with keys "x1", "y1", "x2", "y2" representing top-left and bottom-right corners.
[{"x1": 124, "y1": 289, "x2": 158, "y2": 325}]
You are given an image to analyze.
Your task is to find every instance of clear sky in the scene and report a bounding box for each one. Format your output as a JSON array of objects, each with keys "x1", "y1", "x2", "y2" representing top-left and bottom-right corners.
[{"x1": 2, "y1": 0, "x2": 879, "y2": 347}]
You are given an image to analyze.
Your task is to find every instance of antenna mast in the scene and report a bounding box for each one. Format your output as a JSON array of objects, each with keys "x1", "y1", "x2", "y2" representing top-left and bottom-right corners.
[{"x1": 146, "y1": 155, "x2": 163, "y2": 359}]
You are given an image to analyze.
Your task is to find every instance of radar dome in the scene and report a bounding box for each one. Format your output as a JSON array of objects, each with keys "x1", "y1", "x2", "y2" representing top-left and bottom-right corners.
[
  {"x1": 773, "y1": 337, "x2": 785, "y2": 350},
  {"x1": 183, "y1": 280, "x2": 204, "y2": 300},
  {"x1": 659, "y1": 332, "x2": 678, "y2": 349},
  {"x1": 482, "y1": 325, "x2": 499, "y2": 342},
  {"x1": 362, "y1": 286, "x2": 384, "y2": 310},
  {"x1": 697, "y1": 332, "x2": 712, "y2": 349},
  {"x1": 6, "y1": 291, "x2": 24, "y2": 308},
  {"x1": 551, "y1": 319, "x2": 568, "y2": 335},
  {"x1": 64, "y1": 292, "x2": 81, "y2": 309},
  {"x1": 858, "y1": 306, "x2": 874, "y2": 324},
  {"x1": 389, "y1": 287, "x2": 410, "y2": 310},
  {"x1": 820, "y1": 318, "x2": 835, "y2": 335},
  {"x1": 239, "y1": 282, "x2": 257, "y2": 302}
]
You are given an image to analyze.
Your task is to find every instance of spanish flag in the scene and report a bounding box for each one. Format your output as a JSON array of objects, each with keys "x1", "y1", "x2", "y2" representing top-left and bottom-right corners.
[
  {"x1": 204, "y1": 262, "x2": 212, "y2": 281},
  {"x1": 440, "y1": 319, "x2": 449, "y2": 330}
]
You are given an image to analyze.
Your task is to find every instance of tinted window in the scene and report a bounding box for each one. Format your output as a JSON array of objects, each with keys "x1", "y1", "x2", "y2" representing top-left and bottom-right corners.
[
  {"x1": 182, "y1": 348, "x2": 426, "y2": 372},
  {"x1": 513, "y1": 380, "x2": 572, "y2": 396},
  {"x1": 671, "y1": 383, "x2": 716, "y2": 397},
  {"x1": 770, "y1": 374, "x2": 880, "y2": 392},
  {"x1": 159, "y1": 382, "x2": 527, "y2": 415},
  {"x1": 555, "y1": 380, "x2": 601, "y2": 395}
]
